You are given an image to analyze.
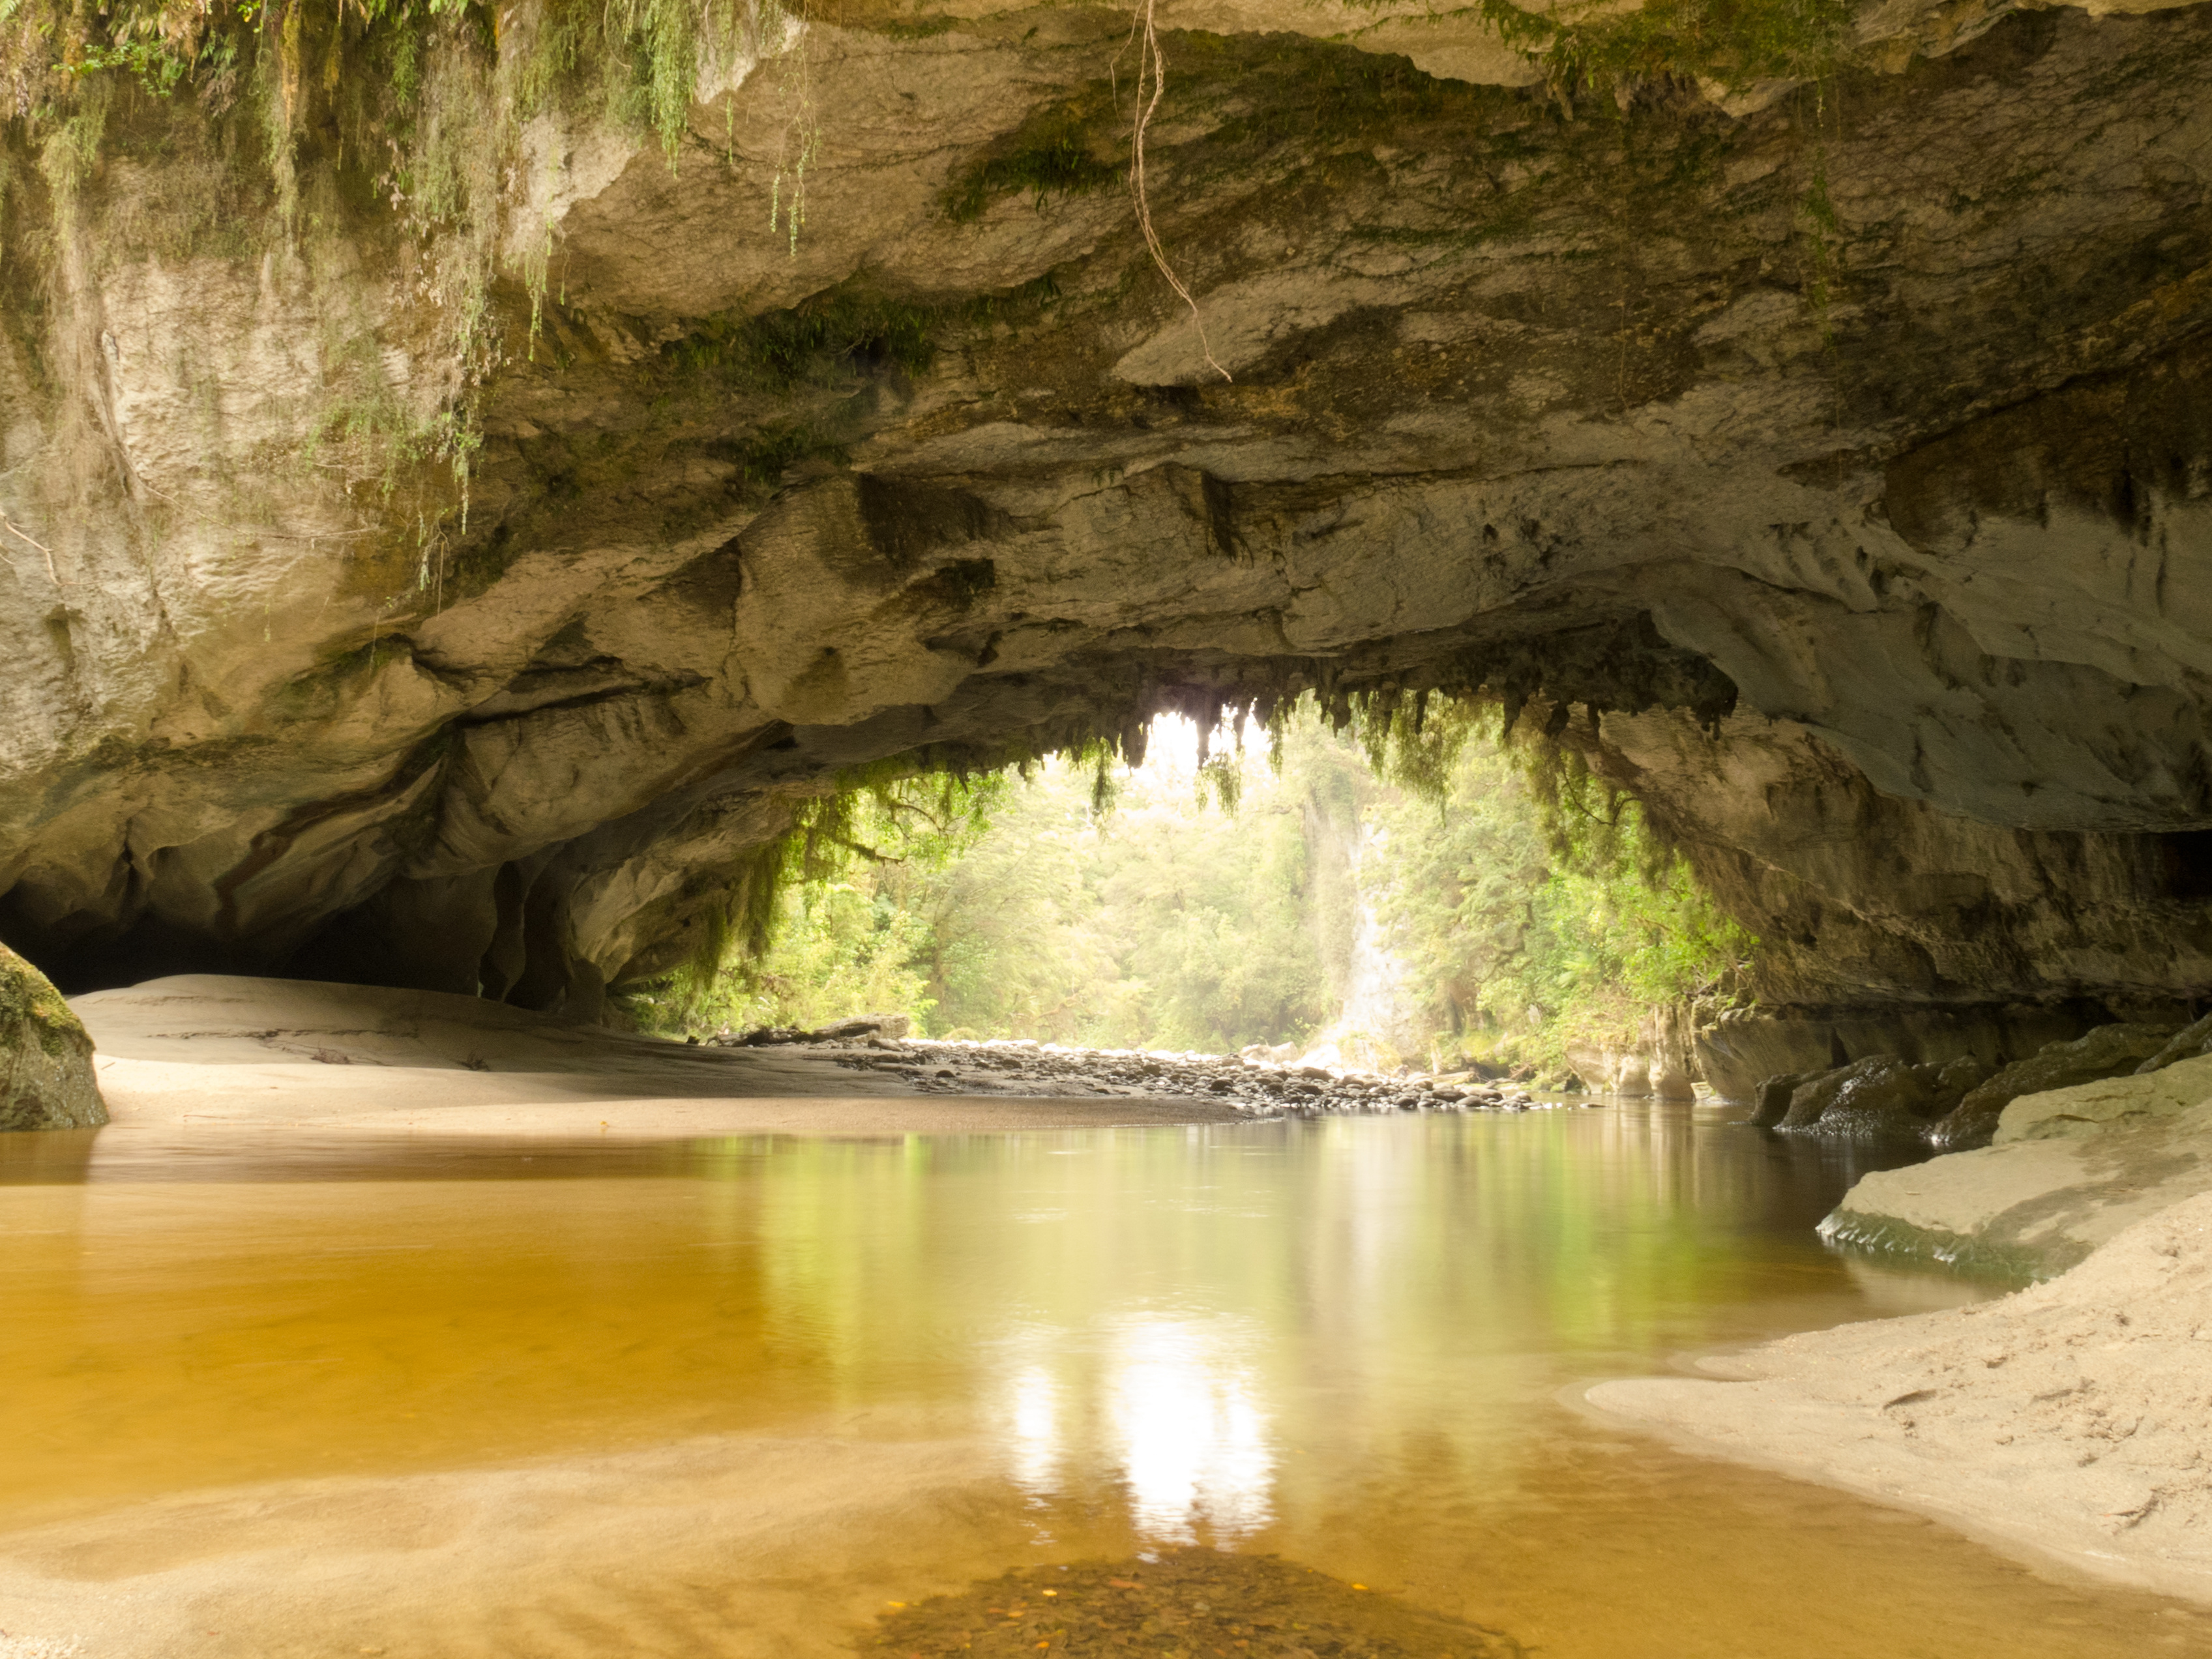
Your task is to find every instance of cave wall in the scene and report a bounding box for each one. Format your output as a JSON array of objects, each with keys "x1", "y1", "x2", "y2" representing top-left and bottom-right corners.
[{"x1": 0, "y1": 0, "x2": 2207, "y2": 1023}]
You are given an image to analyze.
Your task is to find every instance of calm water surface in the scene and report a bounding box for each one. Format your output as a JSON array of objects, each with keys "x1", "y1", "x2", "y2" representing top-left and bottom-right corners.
[{"x1": 3, "y1": 1103, "x2": 2209, "y2": 1658}]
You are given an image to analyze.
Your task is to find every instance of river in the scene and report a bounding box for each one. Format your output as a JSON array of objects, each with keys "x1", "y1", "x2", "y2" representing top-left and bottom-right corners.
[{"x1": 3, "y1": 1103, "x2": 2207, "y2": 1657}]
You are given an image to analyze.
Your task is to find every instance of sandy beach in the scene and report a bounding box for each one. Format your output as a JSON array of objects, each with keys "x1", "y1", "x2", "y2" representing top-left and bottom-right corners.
[
  {"x1": 67, "y1": 976, "x2": 1247, "y2": 1139},
  {"x1": 1588, "y1": 1191, "x2": 2212, "y2": 1609}
]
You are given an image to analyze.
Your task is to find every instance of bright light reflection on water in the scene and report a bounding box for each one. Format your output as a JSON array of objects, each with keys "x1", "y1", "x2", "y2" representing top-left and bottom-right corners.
[{"x1": 1108, "y1": 1314, "x2": 1273, "y2": 1543}]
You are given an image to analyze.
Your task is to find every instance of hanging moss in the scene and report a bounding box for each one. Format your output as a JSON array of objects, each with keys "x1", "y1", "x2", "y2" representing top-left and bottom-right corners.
[
  {"x1": 0, "y1": 0, "x2": 814, "y2": 559},
  {"x1": 726, "y1": 420, "x2": 850, "y2": 497},
  {"x1": 668, "y1": 284, "x2": 940, "y2": 390},
  {"x1": 940, "y1": 89, "x2": 1120, "y2": 224},
  {"x1": 655, "y1": 271, "x2": 1063, "y2": 408}
]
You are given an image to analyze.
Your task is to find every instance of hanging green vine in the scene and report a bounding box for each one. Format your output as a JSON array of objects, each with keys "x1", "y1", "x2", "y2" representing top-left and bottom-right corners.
[{"x1": 0, "y1": 0, "x2": 819, "y2": 590}]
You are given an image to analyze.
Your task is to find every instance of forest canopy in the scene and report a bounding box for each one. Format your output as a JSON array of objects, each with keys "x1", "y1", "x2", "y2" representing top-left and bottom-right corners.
[{"x1": 636, "y1": 699, "x2": 1754, "y2": 1078}]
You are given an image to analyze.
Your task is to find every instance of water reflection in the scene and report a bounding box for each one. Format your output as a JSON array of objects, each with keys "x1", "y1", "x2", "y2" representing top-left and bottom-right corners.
[
  {"x1": 996, "y1": 1310, "x2": 1273, "y2": 1542},
  {"x1": 0, "y1": 1104, "x2": 1964, "y2": 1533},
  {"x1": 1005, "y1": 1360, "x2": 1062, "y2": 1499},
  {"x1": 1108, "y1": 1315, "x2": 1273, "y2": 1542},
  {"x1": 12, "y1": 1104, "x2": 2162, "y2": 1659}
]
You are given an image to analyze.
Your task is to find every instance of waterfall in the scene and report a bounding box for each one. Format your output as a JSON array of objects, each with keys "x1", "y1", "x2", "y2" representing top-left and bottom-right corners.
[{"x1": 1299, "y1": 824, "x2": 1415, "y2": 1070}]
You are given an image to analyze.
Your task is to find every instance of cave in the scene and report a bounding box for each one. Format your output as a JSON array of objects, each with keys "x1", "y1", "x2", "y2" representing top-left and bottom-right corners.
[
  {"x1": 0, "y1": 0, "x2": 2201, "y2": 1090},
  {"x1": 5, "y1": 0, "x2": 2212, "y2": 1646}
]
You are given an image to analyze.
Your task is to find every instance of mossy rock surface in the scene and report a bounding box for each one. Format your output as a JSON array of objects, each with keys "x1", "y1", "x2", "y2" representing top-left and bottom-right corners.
[{"x1": 0, "y1": 943, "x2": 107, "y2": 1131}]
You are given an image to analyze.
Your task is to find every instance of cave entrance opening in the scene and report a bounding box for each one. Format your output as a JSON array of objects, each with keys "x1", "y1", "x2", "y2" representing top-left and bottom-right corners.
[{"x1": 637, "y1": 694, "x2": 1753, "y2": 1096}]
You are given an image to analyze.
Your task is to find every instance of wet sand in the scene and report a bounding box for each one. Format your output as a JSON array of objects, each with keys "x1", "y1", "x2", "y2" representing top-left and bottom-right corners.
[
  {"x1": 1588, "y1": 1192, "x2": 2212, "y2": 1610},
  {"x1": 0, "y1": 1429, "x2": 999, "y2": 1659}
]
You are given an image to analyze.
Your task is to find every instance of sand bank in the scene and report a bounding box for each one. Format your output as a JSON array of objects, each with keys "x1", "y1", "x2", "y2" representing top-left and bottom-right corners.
[
  {"x1": 1589, "y1": 1190, "x2": 2212, "y2": 1608},
  {"x1": 65, "y1": 976, "x2": 1244, "y2": 1138},
  {"x1": 0, "y1": 1429, "x2": 1003, "y2": 1659}
]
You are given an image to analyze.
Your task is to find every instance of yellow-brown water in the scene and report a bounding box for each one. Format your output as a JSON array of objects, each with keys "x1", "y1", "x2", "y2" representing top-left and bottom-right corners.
[{"x1": 3, "y1": 1106, "x2": 2208, "y2": 1658}]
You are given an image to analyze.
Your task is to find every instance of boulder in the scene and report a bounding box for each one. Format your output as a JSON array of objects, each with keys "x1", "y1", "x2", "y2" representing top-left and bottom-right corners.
[
  {"x1": 810, "y1": 1013, "x2": 913, "y2": 1041},
  {"x1": 2134, "y1": 1009, "x2": 2212, "y2": 1076},
  {"x1": 1775, "y1": 1053, "x2": 1990, "y2": 1139},
  {"x1": 1748, "y1": 1069, "x2": 1823, "y2": 1129},
  {"x1": 1695, "y1": 1003, "x2": 2109, "y2": 1108},
  {"x1": 1777, "y1": 1057, "x2": 1930, "y2": 1138},
  {"x1": 1566, "y1": 1021, "x2": 1697, "y2": 1100},
  {"x1": 1, "y1": 943, "x2": 106, "y2": 1131},
  {"x1": 1927, "y1": 1022, "x2": 2179, "y2": 1151}
]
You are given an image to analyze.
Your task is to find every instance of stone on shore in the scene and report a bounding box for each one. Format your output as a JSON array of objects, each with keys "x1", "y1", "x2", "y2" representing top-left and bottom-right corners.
[
  {"x1": 1927, "y1": 1021, "x2": 2179, "y2": 1151},
  {"x1": 1773, "y1": 1054, "x2": 1987, "y2": 1139},
  {"x1": 1820, "y1": 1054, "x2": 2212, "y2": 1278},
  {"x1": 810, "y1": 1012, "x2": 911, "y2": 1041},
  {"x1": 1748, "y1": 1068, "x2": 1823, "y2": 1128},
  {"x1": 2134, "y1": 1010, "x2": 2212, "y2": 1077},
  {"x1": 1, "y1": 943, "x2": 106, "y2": 1131}
]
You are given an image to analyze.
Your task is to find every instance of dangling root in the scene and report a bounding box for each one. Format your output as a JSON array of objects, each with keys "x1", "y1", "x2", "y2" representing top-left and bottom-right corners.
[
  {"x1": 1130, "y1": 0, "x2": 1230, "y2": 383},
  {"x1": 2, "y1": 516, "x2": 63, "y2": 586}
]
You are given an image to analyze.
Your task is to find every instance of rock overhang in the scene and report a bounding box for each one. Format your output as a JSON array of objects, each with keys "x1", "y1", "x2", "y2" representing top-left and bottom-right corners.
[{"x1": 0, "y1": 0, "x2": 2205, "y2": 1025}]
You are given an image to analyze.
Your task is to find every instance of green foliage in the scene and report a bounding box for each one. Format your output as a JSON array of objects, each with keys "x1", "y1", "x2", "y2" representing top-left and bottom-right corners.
[
  {"x1": 941, "y1": 93, "x2": 1119, "y2": 224},
  {"x1": 644, "y1": 743, "x2": 1336, "y2": 1050},
  {"x1": 1368, "y1": 719, "x2": 1755, "y2": 1073},
  {"x1": 668, "y1": 284, "x2": 939, "y2": 391},
  {"x1": 923, "y1": 759, "x2": 1331, "y2": 1050},
  {"x1": 694, "y1": 876, "x2": 940, "y2": 1035},
  {"x1": 70, "y1": 38, "x2": 191, "y2": 98},
  {"x1": 651, "y1": 766, "x2": 1011, "y2": 1030},
  {"x1": 656, "y1": 694, "x2": 1754, "y2": 1066}
]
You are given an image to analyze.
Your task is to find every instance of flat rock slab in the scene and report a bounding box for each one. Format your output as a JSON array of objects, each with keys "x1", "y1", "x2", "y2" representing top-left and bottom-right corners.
[{"x1": 1822, "y1": 1055, "x2": 2212, "y2": 1277}]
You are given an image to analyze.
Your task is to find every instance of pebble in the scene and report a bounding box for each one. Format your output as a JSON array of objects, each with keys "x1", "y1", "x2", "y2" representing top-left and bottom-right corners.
[{"x1": 711, "y1": 1028, "x2": 1591, "y2": 1118}]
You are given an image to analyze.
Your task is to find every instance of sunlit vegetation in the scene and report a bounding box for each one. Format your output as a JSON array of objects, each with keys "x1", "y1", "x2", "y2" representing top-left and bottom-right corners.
[
  {"x1": 656, "y1": 732, "x2": 1339, "y2": 1051},
  {"x1": 644, "y1": 697, "x2": 1754, "y2": 1076},
  {"x1": 1366, "y1": 720, "x2": 1756, "y2": 1074}
]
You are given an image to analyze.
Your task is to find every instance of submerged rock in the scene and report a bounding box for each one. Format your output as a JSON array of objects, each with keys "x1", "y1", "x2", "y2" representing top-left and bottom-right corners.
[
  {"x1": 1928, "y1": 1023, "x2": 2179, "y2": 1151},
  {"x1": 0, "y1": 943, "x2": 105, "y2": 1131},
  {"x1": 870, "y1": 1546, "x2": 1526, "y2": 1658}
]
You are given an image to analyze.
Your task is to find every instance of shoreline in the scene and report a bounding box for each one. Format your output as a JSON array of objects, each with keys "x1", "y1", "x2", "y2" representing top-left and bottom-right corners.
[
  {"x1": 1585, "y1": 1190, "x2": 2212, "y2": 1611},
  {"x1": 1581, "y1": 1369, "x2": 2212, "y2": 1611},
  {"x1": 52, "y1": 974, "x2": 1577, "y2": 1142},
  {"x1": 78, "y1": 1078, "x2": 1256, "y2": 1140},
  {"x1": 58, "y1": 976, "x2": 1258, "y2": 1141}
]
